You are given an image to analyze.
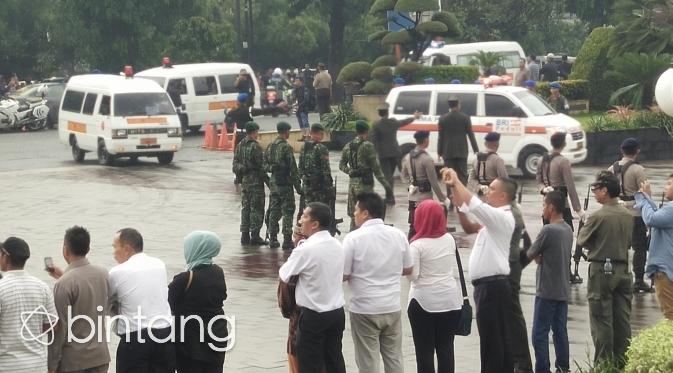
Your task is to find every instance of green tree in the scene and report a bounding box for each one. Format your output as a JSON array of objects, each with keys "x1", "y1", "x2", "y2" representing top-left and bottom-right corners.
[
  {"x1": 469, "y1": 51, "x2": 504, "y2": 75},
  {"x1": 0, "y1": 0, "x2": 54, "y2": 77},
  {"x1": 611, "y1": 0, "x2": 673, "y2": 55},
  {"x1": 165, "y1": 17, "x2": 237, "y2": 64},
  {"x1": 565, "y1": 0, "x2": 615, "y2": 28},
  {"x1": 607, "y1": 53, "x2": 671, "y2": 109}
]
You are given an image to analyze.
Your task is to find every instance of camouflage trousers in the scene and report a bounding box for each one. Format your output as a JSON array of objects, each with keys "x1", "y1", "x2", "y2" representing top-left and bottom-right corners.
[
  {"x1": 267, "y1": 186, "x2": 296, "y2": 236},
  {"x1": 347, "y1": 180, "x2": 374, "y2": 230},
  {"x1": 241, "y1": 184, "x2": 265, "y2": 233}
]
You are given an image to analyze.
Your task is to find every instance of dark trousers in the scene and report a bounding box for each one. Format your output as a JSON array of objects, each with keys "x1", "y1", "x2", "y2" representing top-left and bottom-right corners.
[
  {"x1": 532, "y1": 297, "x2": 569, "y2": 373},
  {"x1": 407, "y1": 299, "x2": 460, "y2": 373},
  {"x1": 508, "y1": 261, "x2": 533, "y2": 373},
  {"x1": 632, "y1": 216, "x2": 648, "y2": 280},
  {"x1": 177, "y1": 357, "x2": 222, "y2": 373},
  {"x1": 296, "y1": 307, "x2": 346, "y2": 373},
  {"x1": 316, "y1": 88, "x2": 331, "y2": 118},
  {"x1": 379, "y1": 156, "x2": 398, "y2": 200},
  {"x1": 443, "y1": 157, "x2": 467, "y2": 198},
  {"x1": 408, "y1": 201, "x2": 418, "y2": 240},
  {"x1": 116, "y1": 327, "x2": 176, "y2": 373},
  {"x1": 473, "y1": 277, "x2": 514, "y2": 373}
]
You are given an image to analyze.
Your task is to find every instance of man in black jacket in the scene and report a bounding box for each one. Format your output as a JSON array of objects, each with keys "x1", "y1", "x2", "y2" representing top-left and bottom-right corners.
[{"x1": 437, "y1": 98, "x2": 479, "y2": 187}]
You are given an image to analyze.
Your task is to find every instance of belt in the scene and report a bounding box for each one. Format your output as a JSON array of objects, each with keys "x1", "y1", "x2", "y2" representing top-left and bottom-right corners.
[
  {"x1": 588, "y1": 259, "x2": 628, "y2": 264},
  {"x1": 619, "y1": 195, "x2": 635, "y2": 201},
  {"x1": 472, "y1": 274, "x2": 508, "y2": 286}
]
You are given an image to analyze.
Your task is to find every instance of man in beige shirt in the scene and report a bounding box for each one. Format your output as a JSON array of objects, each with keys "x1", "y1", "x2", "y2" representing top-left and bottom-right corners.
[
  {"x1": 48, "y1": 226, "x2": 110, "y2": 373},
  {"x1": 608, "y1": 138, "x2": 651, "y2": 292},
  {"x1": 313, "y1": 62, "x2": 332, "y2": 118}
]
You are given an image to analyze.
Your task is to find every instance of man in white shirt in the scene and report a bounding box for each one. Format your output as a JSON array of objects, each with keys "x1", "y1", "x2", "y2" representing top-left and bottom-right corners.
[
  {"x1": 279, "y1": 202, "x2": 346, "y2": 373},
  {"x1": 0, "y1": 237, "x2": 58, "y2": 373},
  {"x1": 108, "y1": 228, "x2": 175, "y2": 373},
  {"x1": 343, "y1": 192, "x2": 413, "y2": 373},
  {"x1": 443, "y1": 168, "x2": 517, "y2": 373}
]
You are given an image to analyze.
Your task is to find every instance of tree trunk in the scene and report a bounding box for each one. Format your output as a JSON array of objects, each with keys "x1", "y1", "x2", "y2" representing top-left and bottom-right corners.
[{"x1": 328, "y1": 0, "x2": 345, "y2": 103}]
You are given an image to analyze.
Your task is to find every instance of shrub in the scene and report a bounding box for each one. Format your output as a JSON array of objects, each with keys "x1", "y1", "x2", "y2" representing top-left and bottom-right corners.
[
  {"x1": 536, "y1": 80, "x2": 589, "y2": 100},
  {"x1": 625, "y1": 320, "x2": 673, "y2": 373},
  {"x1": 582, "y1": 110, "x2": 673, "y2": 134},
  {"x1": 570, "y1": 27, "x2": 616, "y2": 110},
  {"x1": 362, "y1": 80, "x2": 392, "y2": 94},
  {"x1": 372, "y1": 55, "x2": 398, "y2": 68},
  {"x1": 321, "y1": 103, "x2": 364, "y2": 131},
  {"x1": 336, "y1": 61, "x2": 373, "y2": 84},
  {"x1": 408, "y1": 65, "x2": 479, "y2": 84},
  {"x1": 371, "y1": 66, "x2": 394, "y2": 82},
  {"x1": 394, "y1": 61, "x2": 423, "y2": 82}
]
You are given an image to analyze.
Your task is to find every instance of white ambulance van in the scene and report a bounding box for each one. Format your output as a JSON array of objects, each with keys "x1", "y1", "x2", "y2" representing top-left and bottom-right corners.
[
  {"x1": 420, "y1": 41, "x2": 526, "y2": 77},
  {"x1": 58, "y1": 74, "x2": 182, "y2": 166},
  {"x1": 136, "y1": 62, "x2": 260, "y2": 133},
  {"x1": 388, "y1": 84, "x2": 587, "y2": 177}
]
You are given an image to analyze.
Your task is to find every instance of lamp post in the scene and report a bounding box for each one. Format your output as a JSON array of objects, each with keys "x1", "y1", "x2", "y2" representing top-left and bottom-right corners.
[{"x1": 655, "y1": 62, "x2": 673, "y2": 116}]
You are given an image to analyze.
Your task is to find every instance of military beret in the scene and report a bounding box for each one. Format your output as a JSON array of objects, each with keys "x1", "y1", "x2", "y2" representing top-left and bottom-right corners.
[
  {"x1": 484, "y1": 132, "x2": 501, "y2": 142},
  {"x1": 413, "y1": 130, "x2": 430, "y2": 140},
  {"x1": 450, "y1": 79, "x2": 462, "y2": 84},
  {"x1": 525, "y1": 80, "x2": 536, "y2": 87},
  {"x1": 355, "y1": 120, "x2": 369, "y2": 134},
  {"x1": 377, "y1": 102, "x2": 390, "y2": 111},
  {"x1": 237, "y1": 93, "x2": 249, "y2": 103},
  {"x1": 549, "y1": 81, "x2": 561, "y2": 89},
  {"x1": 310, "y1": 123, "x2": 325, "y2": 132},
  {"x1": 447, "y1": 96, "x2": 459, "y2": 103},
  {"x1": 245, "y1": 121, "x2": 259, "y2": 133},
  {"x1": 423, "y1": 77, "x2": 436, "y2": 84},
  {"x1": 620, "y1": 137, "x2": 639, "y2": 150},
  {"x1": 276, "y1": 121, "x2": 291, "y2": 132},
  {"x1": 393, "y1": 77, "x2": 405, "y2": 85}
]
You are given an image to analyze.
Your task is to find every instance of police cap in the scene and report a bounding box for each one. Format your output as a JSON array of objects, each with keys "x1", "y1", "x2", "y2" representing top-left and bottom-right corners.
[
  {"x1": 276, "y1": 121, "x2": 291, "y2": 132},
  {"x1": 237, "y1": 93, "x2": 249, "y2": 103},
  {"x1": 413, "y1": 130, "x2": 430, "y2": 140},
  {"x1": 620, "y1": 137, "x2": 639, "y2": 151},
  {"x1": 549, "y1": 81, "x2": 561, "y2": 89},
  {"x1": 393, "y1": 77, "x2": 405, "y2": 85},
  {"x1": 355, "y1": 120, "x2": 369, "y2": 134},
  {"x1": 245, "y1": 121, "x2": 260, "y2": 133},
  {"x1": 524, "y1": 80, "x2": 536, "y2": 88},
  {"x1": 484, "y1": 132, "x2": 501, "y2": 142},
  {"x1": 450, "y1": 79, "x2": 462, "y2": 84},
  {"x1": 310, "y1": 123, "x2": 325, "y2": 132},
  {"x1": 423, "y1": 77, "x2": 436, "y2": 84}
]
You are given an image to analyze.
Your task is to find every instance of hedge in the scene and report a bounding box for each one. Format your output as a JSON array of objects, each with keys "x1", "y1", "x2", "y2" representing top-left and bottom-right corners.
[
  {"x1": 570, "y1": 27, "x2": 616, "y2": 110},
  {"x1": 410, "y1": 65, "x2": 480, "y2": 84},
  {"x1": 372, "y1": 55, "x2": 398, "y2": 68},
  {"x1": 582, "y1": 110, "x2": 673, "y2": 134},
  {"x1": 371, "y1": 66, "x2": 394, "y2": 82},
  {"x1": 362, "y1": 80, "x2": 392, "y2": 94},
  {"x1": 535, "y1": 80, "x2": 588, "y2": 100}
]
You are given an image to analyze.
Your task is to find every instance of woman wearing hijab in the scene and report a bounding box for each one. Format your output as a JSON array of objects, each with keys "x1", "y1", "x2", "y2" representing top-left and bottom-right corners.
[
  {"x1": 168, "y1": 231, "x2": 228, "y2": 373},
  {"x1": 407, "y1": 200, "x2": 463, "y2": 373}
]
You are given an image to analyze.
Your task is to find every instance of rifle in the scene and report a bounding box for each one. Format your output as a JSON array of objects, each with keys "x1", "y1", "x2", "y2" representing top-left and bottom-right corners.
[
  {"x1": 518, "y1": 184, "x2": 523, "y2": 205},
  {"x1": 329, "y1": 176, "x2": 344, "y2": 236},
  {"x1": 570, "y1": 185, "x2": 590, "y2": 284}
]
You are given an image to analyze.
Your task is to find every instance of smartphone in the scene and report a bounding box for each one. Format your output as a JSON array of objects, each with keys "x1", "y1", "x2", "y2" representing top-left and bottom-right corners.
[{"x1": 44, "y1": 257, "x2": 54, "y2": 271}]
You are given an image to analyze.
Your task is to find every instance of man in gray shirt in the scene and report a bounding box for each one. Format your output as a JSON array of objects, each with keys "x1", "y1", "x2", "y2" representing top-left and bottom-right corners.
[{"x1": 527, "y1": 191, "x2": 574, "y2": 373}]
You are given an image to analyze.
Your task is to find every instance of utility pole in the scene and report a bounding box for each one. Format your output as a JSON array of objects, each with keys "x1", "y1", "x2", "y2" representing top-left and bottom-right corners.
[
  {"x1": 235, "y1": 0, "x2": 243, "y2": 60},
  {"x1": 246, "y1": 0, "x2": 254, "y2": 66}
]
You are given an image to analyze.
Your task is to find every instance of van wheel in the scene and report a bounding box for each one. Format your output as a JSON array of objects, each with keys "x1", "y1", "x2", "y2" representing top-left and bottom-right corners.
[
  {"x1": 97, "y1": 140, "x2": 115, "y2": 166},
  {"x1": 518, "y1": 146, "x2": 546, "y2": 178},
  {"x1": 71, "y1": 142, "x2": 85, "y2": 163},
  {"x1": 129, "y1": 155, "x2": 139, "y2": 164},
  {"x1": 157, "y1": 153, "x2": 174, "y2": 165}
]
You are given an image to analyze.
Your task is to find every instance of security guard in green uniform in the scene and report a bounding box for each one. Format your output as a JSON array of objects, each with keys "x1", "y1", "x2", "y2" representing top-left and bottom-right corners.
[
  {"x1": 608, "y1": 138, "x2": 651, "y2": 292},
  {"x1": 339, "y1": 120, "x2": 392, "y2": 230},
  {"x1": 577, "y1": 171, "x2": 633, "y2": 366},
  {"x1": 233, "y1": 122, "x2": 269, "y2": 246},
  {"x1": 298, "y1": 124, "x2": 334, "y2": 205},
  {"x1": 467, "y1": 131, "x2": 508, "y2": 195},
  {"x1": 264, "y1": 121, "x2": 303, "y2": 250}
]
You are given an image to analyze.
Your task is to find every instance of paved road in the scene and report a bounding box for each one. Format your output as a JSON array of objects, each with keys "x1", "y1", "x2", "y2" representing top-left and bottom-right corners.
[{"x1": 0, "y1": 125, "x2": 670, "y2": 372}]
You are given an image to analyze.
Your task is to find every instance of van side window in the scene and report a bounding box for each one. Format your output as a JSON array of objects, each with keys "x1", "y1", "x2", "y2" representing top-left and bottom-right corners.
[
  {"x1": 436, "y1": 93, "x2": 477, "y2": 116},
  {"x1": 99, "y1": 95, "x2": 111, "y2": 116},
  {"x1": 394, "y1": 92, "x2": 430, "y2": 115},
  {"x1": 218, "y1": 74, "x2": 239, "y2": 94},
  {"x1": 62, "y1": 90, "x2": 85, "y2": 113},
  {"x1": 485, "y1": 94, "x2": 517, "y2": 117},
  {"x1": 167, "y1": 79, "x2": 187, "y2": 95},
  {"x1": 193, "y1": 76, "x2": 218, "y2": 96},
  {"x1": 82, "y1": 93, "x2": 98, "y2": 115}
]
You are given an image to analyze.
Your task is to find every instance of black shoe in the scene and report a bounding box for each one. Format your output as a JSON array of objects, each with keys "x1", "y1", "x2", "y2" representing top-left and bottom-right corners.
[
  {"x1": 570, "y1": 272, "x2": 584, "y2": 284},
  {"x1": 240, "y1": 232, "x2": 250, "y2": 245},
  {"x1": 249, "y1": 231, "x2": 269, "y2": 246},
  {"x1": 282, "y1": 235, "x2": 294, "y2": 250},
  {"x1": 269, "y1": 234, "x2": 280, "y2": 249},
  {"x1": 634, "y1": 280, "x2": 654, "y2": 293}
]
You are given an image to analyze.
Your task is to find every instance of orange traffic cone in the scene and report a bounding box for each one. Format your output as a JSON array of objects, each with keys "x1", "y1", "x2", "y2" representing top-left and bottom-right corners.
[
  {"x1": 217, "y1": 124, "x2": 237, "y2": 151},
  {"x1": 201, "y1": 122, "x2": 214, "y2": 149}
]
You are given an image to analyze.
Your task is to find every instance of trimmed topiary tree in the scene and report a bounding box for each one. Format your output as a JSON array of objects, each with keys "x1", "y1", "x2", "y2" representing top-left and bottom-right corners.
[
  {"x1": 372, "y1": 55, "x2": 398, "y2": 68},
  {"x1": 363, "y1": 80, "x2": 393, "y2": 94},
  {"x1": 410, "y1": 65, "x2": 480, "y2": 84},
  {"x1": 570, "y1": 27, "x2": 616, "y2": 110},
  {"x1": 394, "y1": 61, "x2": 423, "y2": 82},
  {"x1": 336, "y1": 61, "x2": 373, "y2": 85}
]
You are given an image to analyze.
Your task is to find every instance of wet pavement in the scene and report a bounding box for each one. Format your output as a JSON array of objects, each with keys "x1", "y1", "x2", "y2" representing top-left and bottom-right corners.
[{"x1": 0, "y1": 125, "x2": 671, "y2": 372}]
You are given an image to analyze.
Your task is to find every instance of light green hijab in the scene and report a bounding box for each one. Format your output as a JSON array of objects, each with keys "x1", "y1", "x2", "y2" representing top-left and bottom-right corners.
[{"x1": 184, "y1": 231, "x2": 221, "y2": 270}]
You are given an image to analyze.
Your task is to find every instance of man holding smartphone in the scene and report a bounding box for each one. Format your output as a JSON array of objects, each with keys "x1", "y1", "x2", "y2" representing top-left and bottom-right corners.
[{"x1": 46, "y1": 226, "x2": 110, "y2": 373}]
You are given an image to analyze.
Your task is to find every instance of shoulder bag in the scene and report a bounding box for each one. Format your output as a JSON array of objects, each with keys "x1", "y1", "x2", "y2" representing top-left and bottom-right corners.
[{"x1": 454, "y1": 247, "x2": 472, "y2": 336}]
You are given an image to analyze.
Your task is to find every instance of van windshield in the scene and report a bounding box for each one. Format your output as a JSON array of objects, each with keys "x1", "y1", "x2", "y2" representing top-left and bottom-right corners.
[
  {"x1": 513, "y1": 91, "x2": 555, "y2": 116},
  {"x1": 114, "y1": 93, "x2": 176, "y2": 117},
  {"x1": 457, "y1": 51, "x2": 521, "y2": 69}
]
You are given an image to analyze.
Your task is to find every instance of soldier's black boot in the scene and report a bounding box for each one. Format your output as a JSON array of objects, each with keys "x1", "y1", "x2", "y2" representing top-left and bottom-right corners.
[
  {"x1": 634, "y1": 279, "x2": 654, "y2": 293},
  {"x1": 240, "y1": 232, "x2": 250, "y2": 245},
  {"x1": 282, "y1": 234, "x2": 294, "y2": 251},
  {"x1": 269, "y1": 234, "x2": 280, "y2": 249},
  {"x1": 249, "y1": 231, "x2": 269, "y2": 246}
]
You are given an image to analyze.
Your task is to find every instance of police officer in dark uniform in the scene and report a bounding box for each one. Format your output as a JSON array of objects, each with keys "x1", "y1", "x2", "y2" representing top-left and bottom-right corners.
[
  {"x1": 608, "y1": 138, "x2": 651, "y2": 292},
  {"x1": 400, "y1": 130, "x2": 450, "y2": 239},
  {"x1": 577, "y1": 171, "x2": 633, "y2": 367},
  {"x1": 437, "y1": 97, "x2": 479, "y2": 186},
  {"x1": 467, "y1": 131, "x2": 508, "y2": 195},
  {"x1": 370, "y1": 103, "x2": 421, "y2": 205}
]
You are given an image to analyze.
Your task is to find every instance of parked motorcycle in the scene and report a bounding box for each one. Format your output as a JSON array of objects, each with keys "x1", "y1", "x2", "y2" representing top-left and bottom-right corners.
[
  {"x1": 263, "y1": 85, "x2": 292, "y2": 117},
  {"x1": 0, "y1": 94, "x2": 50, "y2": 131}
]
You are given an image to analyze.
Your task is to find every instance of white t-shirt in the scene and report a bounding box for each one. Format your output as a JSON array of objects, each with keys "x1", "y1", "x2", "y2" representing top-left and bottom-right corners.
[
  {"x1": 459, "y1": 196, "x2": 514, "y2": 281},
  {"x1": 108, "y1": 253, "x2": 172, "y2": 334},
  {"x1": 279, "y1": 230, "x2": 345, "y2": 312},
  {"x1": 343, "y1": 219, "x2": 413, "y2": 314},
  {"x1": 407, "y1": 234, "x2": 463, "y2": 312}
]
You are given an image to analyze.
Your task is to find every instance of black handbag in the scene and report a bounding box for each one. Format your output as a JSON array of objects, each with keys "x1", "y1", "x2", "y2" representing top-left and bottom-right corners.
[{"x1": 454, "y1": 247, "x2": 473, "y2": 336}]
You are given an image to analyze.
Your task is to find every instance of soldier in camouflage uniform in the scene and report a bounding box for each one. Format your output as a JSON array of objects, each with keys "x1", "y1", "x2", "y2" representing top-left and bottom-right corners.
[
  {"x1": 299, "y1": 123, "x2": 334, "y2": 206},
  {"x1": 339, "y1": 120, "x2": 392, "y2": 230},
  {"x1": 264, "y1": 122, "x2": 303, "y2": 250},
  {"x1": 233, "y1": 121, "x2": 269, "y2": 246}
]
